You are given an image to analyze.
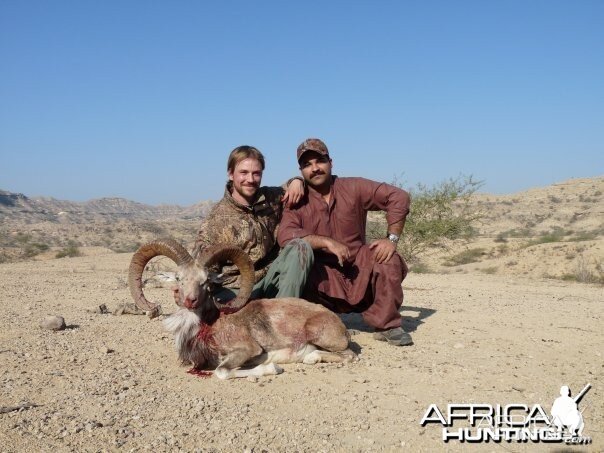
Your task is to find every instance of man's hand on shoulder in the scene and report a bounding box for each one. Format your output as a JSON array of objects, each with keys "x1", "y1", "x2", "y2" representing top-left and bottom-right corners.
[
  {"x1": 282, "y1": 178, "x2": 304, "y2": 208},
  {"x1": 369, "y1": 239, "x2": 397, "y2": 264}
]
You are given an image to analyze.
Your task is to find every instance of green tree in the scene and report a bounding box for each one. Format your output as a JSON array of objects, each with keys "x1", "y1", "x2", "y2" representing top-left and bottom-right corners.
[{"x1": 367, "y1": 174, "x2": 484, "y2": 263}]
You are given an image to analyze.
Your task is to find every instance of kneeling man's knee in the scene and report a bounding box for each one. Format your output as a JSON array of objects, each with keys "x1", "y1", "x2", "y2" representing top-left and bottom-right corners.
[
  {"x1": 283, "y1": 238, "x2": 314, "y2": 270},
  {"x1": 373, "y1": 253, "x2": 407, "y2": 281}
]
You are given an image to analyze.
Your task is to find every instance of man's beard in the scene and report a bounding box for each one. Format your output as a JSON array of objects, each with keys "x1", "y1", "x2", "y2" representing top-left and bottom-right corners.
[{"x1": 233, "y1": 183, "x2": 258, "y2": 201}]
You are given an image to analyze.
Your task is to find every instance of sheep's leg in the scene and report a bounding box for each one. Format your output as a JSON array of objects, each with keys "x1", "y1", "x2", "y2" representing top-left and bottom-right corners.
[
  {"x1": 302, "y1": 348, "x2": 357, "y2": 365},
  {"x1": 214, "y1": 343, "x2": 279, "y2": 380},
  {"x1": 305, "y1": 313, "x2": 352, "y2": 352},
  {"x1": 302, "y1": 312, "x2": 358, "y2": 364},
  {"x1": 215, "y1": 363, "x2": 284, "y2": 379}
]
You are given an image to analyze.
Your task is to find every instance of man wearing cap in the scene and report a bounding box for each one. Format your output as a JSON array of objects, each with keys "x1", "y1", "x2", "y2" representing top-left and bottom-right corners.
[
  {"x1": 277, "y1": 138, "x2": 413, "y2": 346},
  {"x1": 176, "y1": 145, "x2": 312, "y2": 304}
]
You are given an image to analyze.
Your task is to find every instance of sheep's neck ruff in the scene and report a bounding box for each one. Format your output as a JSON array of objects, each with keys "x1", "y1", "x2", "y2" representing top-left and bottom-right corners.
[
  {"x1": 195, "y1": 322, "x2": 216, "y2": 346},
  {"x1": 194, "y1": 306, "x2": 238, "y2": 344},
  {"x1": 188, "y1": 314, "x2": 221, "y2": 378},
  {"x1": 187, "y1": 307, "x2": 243, "y2": 378}
]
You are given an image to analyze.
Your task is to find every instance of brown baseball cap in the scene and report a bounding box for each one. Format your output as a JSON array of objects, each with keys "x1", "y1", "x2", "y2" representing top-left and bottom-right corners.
[{"x1": 296, "y1": 138, "x2": 329, "y2": 161}]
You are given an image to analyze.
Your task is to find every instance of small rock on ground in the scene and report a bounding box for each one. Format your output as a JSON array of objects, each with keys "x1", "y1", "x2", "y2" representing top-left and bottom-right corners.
[{"x1": 40, "y1": 316, "x2": 66, "y2": 331}]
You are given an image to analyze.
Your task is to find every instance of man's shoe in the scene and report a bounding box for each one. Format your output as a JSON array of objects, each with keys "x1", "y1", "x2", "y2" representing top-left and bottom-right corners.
[{"x1": 373, "y1": 327, "x2": 414, "y2": 346}]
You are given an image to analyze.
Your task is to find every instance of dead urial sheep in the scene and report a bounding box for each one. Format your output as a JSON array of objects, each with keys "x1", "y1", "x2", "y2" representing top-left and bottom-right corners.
[{"x1": 128, "y1": 239, "x2": 356, "y2": 379}]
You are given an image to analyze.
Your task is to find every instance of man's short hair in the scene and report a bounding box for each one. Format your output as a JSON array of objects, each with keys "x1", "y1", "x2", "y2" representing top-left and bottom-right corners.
[{"x1": 227, "y1": 146, "x2": 266, "y2": 173}]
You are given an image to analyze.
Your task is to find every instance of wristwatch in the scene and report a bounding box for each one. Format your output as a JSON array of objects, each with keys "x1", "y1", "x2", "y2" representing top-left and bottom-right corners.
[{"x1": 387, "y1": 233, "x2": 400, "y2": 244}]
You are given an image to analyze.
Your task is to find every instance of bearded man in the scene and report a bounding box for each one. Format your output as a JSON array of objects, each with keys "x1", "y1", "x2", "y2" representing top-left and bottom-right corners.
[
  {"x1": 190, "y1": 145, "x2": 311, "y2": 303},
  {"x1": 277, "y1": 138, "x2": 413, "y2": 346}
]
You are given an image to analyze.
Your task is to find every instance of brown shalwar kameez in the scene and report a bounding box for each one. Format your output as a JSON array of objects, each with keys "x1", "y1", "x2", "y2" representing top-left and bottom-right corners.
[{"x1": 277, "y1": 176, "x2": 410, "y2": 330}]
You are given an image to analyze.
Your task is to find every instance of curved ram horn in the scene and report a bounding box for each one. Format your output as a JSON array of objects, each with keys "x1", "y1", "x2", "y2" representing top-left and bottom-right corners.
[
  {"x1": 128, "y1": 238, "x2": 194, "y2": 312},
  {"x1": 198, "y1": 244, "x2": 254, "y2": 310}
]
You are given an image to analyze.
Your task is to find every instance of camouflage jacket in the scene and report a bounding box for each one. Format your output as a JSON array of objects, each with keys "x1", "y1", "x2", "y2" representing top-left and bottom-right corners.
[{"x1": 193, "y1": 182, "x2": 284, "y2": 288}]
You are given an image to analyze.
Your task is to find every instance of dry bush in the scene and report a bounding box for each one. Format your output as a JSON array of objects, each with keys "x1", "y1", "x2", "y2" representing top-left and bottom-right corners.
[
  {"x1": 443, "y1": 248, "x2": 486, "y2": 267},
  {"x1": 23, "y1": 242, "x2": 50, "y2": 258},
  {"x1": 480, "y1": 266, "x2": 498, "y2": 274},
  {"x1": 562, "y1": 256, "x2": 604, "y2": 285},
  {"x1": 55, "y1": 240, "x2": 82, "y2": 258},
  {"x1": 409, "y1": 262, "x2": 432, "y2": 274},
  {"x1": 523, "y1": 228, "x2": 569, "y2": 248}
]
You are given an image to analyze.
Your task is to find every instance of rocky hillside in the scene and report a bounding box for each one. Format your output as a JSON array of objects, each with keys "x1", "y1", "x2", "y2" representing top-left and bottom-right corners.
[
  {"x1": 1, "y1": 177, "x2": 603, "y2": 285},
  {"x1": 0, "y1": 190, "x2": 212, "y2": 222},
  {"x1": 419, "y1": 176, "x2": 604, "y2": 283},
  {"x1": 0, "y1": 190, "x2": 213, "y2": 262}
]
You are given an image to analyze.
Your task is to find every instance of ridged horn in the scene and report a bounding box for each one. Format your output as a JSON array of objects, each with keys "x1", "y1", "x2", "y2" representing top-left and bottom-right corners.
[
  {"x1": 198, "y1": 244, "x2": 255, "y2": 310},
  {"x1": 128, "y1": 238, "x2": 194, "y2": 311}
]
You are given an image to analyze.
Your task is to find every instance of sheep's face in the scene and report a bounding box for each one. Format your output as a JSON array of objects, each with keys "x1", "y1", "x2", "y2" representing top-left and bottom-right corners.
[{"x1": 175, "y1": 264, "x2": 210, "y2": 310}]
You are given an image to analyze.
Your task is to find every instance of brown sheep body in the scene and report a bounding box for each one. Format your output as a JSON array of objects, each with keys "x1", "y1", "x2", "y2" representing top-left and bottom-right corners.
[{"x1": 129, "y1": 239, "x2": 356, "y2": 379}]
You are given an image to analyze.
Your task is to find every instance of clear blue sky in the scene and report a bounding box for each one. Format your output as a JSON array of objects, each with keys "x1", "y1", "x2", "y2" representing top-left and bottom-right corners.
[{"x1": 1, "y1": 1, "x2": 603, "y2": 205}]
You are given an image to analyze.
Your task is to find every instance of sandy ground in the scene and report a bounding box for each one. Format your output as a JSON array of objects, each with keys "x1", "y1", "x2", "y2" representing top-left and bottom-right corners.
[{"x1": 1, "y1": 251, "x2": 602, "y2": 452}]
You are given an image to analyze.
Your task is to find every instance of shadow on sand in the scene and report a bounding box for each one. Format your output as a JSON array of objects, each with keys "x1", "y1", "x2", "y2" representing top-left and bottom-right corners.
[{"x1": 339, "y1": 305, "x2": 436, "y2": 334}]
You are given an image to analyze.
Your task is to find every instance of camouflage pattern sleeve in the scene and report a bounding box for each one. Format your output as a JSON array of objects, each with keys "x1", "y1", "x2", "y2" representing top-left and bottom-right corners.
[
  {"x1": 192, "y1": 200, "x2": 240, "y2": 257},
  {"x1": 191, "y1": 217, "x2": 212, "y2": 260},
  {"x1": 266, "y1": 183, "x2": 287, "y2": 206}
]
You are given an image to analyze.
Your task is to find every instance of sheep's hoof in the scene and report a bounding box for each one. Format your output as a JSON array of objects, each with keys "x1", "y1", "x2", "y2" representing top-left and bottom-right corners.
[
  {"x1": 147, "y1": 306, "x2": 162, "y2": 319},
  {"x1": 267, "y1": 363, "x2": 284, "y2": 375},
  {"x1": 341, "y1": 349, "x2": 358, "y2": 363},
  {"x1": 214, "y1": 368, "x2": 230, "y2": 380},
  {"x1": 302, "y1": 351, "x2": 322, "y2": 365}
]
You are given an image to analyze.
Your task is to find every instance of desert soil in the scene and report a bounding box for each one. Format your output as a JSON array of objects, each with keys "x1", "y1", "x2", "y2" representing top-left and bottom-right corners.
[{"x1": 1, "y1": 250, "x2": 602, "y2": 452}]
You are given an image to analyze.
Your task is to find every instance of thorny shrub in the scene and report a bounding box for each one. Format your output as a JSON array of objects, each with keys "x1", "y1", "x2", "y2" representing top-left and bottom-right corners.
[{"x1": 367, "y1": 174, "x2": 484, "y2": 263}]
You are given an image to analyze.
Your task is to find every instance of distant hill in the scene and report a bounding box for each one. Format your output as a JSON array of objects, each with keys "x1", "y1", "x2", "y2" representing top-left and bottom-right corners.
[
  {"x1": 0, "y1": 189, "x2": 213, "y2": 223},
  {"x1": 0, "y1": 189, "x2": 213, "y2": 262}
]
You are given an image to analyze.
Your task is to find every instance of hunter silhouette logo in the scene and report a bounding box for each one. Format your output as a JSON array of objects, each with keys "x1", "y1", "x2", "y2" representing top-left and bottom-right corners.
[
  {"x1": 421, "y1": 382, "x2": 593, "y2": 444},
  {"x1": 550, "y1": 383, "x2": 590, "y2": 438}
]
